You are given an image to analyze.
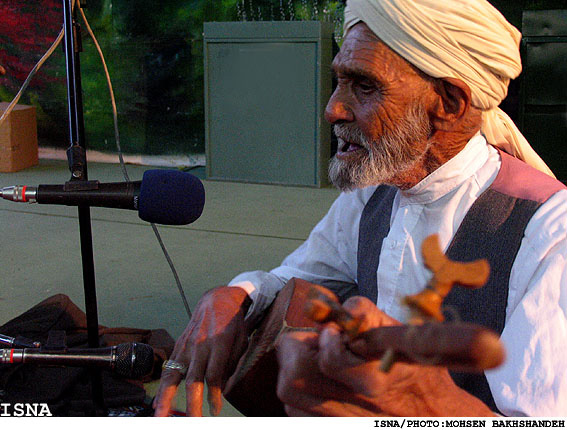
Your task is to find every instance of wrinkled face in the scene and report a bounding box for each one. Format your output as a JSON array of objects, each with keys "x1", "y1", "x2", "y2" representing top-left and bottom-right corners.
[{"x1": 325, "y1": 23, "x2": 435, "y2": 190}]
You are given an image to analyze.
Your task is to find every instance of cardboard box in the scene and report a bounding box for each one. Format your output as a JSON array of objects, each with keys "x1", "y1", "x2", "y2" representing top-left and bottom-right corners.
[{"x1": 0, "y1": 102, "x2": 39, "y2": 172}]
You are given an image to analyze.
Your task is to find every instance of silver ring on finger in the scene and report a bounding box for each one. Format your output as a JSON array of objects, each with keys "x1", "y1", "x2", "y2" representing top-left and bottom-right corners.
[{"x1": 162, "y1": 359, "x2": 188, "y2": 377}]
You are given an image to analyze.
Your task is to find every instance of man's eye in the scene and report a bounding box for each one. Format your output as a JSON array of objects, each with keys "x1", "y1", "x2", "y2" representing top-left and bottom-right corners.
[{"x1": 357, "y1": 82, "x2": 376, "y2": 93}]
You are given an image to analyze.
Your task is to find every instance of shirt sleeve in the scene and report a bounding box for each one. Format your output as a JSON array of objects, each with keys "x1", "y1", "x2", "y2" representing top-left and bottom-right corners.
[
  {"x1": 488, "y1": 189, "x2": 567, "y2": 416},
  {"x1": 229, "y1": 189, "x2": 371, "y2": 326}
]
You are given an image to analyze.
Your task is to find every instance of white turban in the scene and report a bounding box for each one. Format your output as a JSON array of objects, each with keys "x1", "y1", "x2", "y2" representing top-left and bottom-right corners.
[{"x1": 344, "y1": 0, "x2": 555, "y2": 177}]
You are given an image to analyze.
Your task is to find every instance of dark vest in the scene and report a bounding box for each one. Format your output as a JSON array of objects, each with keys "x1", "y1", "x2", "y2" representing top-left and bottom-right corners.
[{"x1": 356, "y1": 150, "x2": 566, "y2": 411}]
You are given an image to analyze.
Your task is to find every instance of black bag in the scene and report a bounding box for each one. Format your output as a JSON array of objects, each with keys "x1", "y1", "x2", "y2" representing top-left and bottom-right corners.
[{"x1": 0, "y1": 294, "x2": 175, "y2": 416}]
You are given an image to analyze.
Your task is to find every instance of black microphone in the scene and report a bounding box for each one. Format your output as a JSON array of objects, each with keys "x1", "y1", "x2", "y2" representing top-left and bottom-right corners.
[
  {"x1": 0, "y1": 342, "x2": 154, "y2": 379},
  {"x1": 0, "y1": 169, "x2": 205, "y2": 225}
]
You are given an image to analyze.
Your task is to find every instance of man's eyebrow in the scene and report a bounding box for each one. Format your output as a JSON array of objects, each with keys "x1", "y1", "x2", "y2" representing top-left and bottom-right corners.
[{"x1": 331, "y1": 63, "x2": 382, "y2": 83}]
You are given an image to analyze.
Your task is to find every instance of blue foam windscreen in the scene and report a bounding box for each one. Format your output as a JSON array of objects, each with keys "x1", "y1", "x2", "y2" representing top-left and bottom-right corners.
[{"x1": 138, "y1": 170, "x2": 205, "y2": 225}]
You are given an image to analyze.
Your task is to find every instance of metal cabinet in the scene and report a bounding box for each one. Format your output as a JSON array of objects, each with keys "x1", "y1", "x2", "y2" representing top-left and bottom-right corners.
[
  {"x1": 204, "y1": 21, "x2": 334, "y2": 186},
  {"x1": 520, "y1": 10, "x2": 567, "y2": 181}
]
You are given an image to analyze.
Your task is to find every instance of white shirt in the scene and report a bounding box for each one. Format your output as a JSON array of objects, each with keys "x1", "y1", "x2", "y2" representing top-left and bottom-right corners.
[{"x1": 230, "y1": 134, "x2": 567, "y2": 416}]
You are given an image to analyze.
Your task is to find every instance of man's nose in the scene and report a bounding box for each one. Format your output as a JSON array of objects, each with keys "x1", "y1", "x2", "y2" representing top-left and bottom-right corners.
[{"x1": 324, "y1": 90, "x2": 354, "y2": 124}]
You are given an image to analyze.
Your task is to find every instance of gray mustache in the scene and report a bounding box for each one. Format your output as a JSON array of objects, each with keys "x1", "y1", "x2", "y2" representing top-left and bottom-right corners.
[{"x1": 333, "y1": 124, "x2": 369, "y2": 149}]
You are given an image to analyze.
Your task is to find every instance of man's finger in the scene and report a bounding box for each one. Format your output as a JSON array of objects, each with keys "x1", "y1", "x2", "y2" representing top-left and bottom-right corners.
[
  {"x1": 343, "y1": 296, "x2": 400, "y2": 329},
  {"x1": 186, "y1": 380, "x2": 205, "y2": 416},
  {"x1": 185, "y1": 352, "x2": 208, "y2": 416},
  {"x1": 277, "y1": 331, "x2": 357, "y2": 402},
  {"x1": 318, "y1": 325, "x2": 384, "y2": 396},
  {"x1": 153, "y1": 333, "x2": 191, "y2": 416},
  {"x1": 153, "y1": 368, "x2": 184, "y2": 416},
  {"x1": 319, "y1": 325, "x2": 365, "y2": 369},
  {"x1": 204, "y1": 344, "x2": 232, "y2": 416},
  {"x1": 207, "y1": 385, "x2": 223, "y2": 416},
  {"x1": 154, "y1": 385, "x2": 180, "y2": 417}
]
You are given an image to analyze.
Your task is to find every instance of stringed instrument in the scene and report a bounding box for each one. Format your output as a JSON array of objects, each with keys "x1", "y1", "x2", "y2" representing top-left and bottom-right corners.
[{"x1": 222, "y1": 235, "x2": 505, "y2": 416}]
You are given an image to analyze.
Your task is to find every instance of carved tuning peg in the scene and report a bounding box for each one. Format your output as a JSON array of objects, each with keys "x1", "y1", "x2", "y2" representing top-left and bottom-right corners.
[{"x1": 404, "y1": 234, "x2": 490, "y2": 323}]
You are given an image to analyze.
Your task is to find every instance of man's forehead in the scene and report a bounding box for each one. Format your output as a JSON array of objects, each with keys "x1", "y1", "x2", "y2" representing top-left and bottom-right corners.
[{"x1": 332, "y1": 23, "x2": 407, "y2": 78}]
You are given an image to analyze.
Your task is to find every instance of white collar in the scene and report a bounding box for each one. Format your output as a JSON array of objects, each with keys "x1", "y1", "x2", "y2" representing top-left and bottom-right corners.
[{"x1": 400, "y1": 133, "x2": 489, "y2": 205}]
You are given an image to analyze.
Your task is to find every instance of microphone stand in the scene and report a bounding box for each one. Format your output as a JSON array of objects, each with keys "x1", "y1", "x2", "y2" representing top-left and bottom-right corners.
[{"x1": 62, "y1": 0, "x2": 105, "y2": 415}]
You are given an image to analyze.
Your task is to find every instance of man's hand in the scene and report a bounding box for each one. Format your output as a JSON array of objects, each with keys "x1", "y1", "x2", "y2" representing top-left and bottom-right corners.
[
  {"x1": 276, "y1": 296, "x2": 496, "y2": 416},
  {"x1": 153, "y1": 286, "x2": 251, "y2": 416}
]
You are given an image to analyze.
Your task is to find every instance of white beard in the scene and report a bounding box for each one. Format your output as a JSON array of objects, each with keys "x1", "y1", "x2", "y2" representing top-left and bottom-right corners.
[{"x1": 328, "y1": 104, "x2": 432, "y2": 191}]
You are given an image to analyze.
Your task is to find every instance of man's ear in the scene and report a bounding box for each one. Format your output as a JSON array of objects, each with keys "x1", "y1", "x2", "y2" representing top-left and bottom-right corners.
[{"x1": 429, "y1": 77, "x2": 473, "y2": 130}]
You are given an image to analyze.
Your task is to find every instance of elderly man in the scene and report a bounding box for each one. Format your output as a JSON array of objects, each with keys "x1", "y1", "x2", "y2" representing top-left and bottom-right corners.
[{"x1": 154, "y1": 0, "x2": 567, "y2": 417}]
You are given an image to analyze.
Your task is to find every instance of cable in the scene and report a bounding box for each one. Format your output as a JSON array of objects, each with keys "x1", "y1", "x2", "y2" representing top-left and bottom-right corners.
[
  {"x1": 151, "y1": 223, "x2": 192, "y2": 318},
  {"x1": 0, "y1": 29, "x2": 64, "y2": 127},
  {"x1": 1, "y1": 2, "x2": 193, "y2": 320},
  {"x1": 78, "y1": 7, "x2": 193, "y2": 319},
  {"x1": 77, "y1": 7, "x2": 129, "y2": 181}
]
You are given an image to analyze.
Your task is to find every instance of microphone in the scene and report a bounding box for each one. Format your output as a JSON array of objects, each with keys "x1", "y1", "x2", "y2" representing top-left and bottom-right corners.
[
  {"x1": 0, "y1": 169, "x2": 205, "y2": 225},
  {"x1": 0, "y1": 333, "x2": 41, "y2": 349},
  {"x1": 0, "y1": 342, "x2": 154, "y2": 379}
]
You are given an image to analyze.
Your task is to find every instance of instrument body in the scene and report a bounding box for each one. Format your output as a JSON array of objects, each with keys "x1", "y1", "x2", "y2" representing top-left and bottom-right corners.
[
  {"x1": 223, "y1": 277, "x2": 505, "y2": 416},
  {"x1": 223, "y1": 278, "x2": 317, "y2": 416}
]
